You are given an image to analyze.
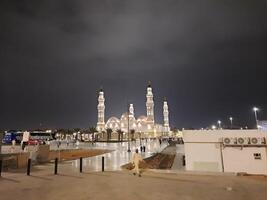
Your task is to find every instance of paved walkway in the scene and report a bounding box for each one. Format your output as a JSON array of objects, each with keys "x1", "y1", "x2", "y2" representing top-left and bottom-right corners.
[
  {"x1": 171, "y1": 144, "x2": 185, "y2": 170},
  {"x1": 61, "y1": 140, "x2": 168, "y2": 172},
  {"x1": 2, "y1": 142, "x2": 267, "y2": 200},
  {"x1": 1, "y1": 169, "x2": 267, "y2": 200}
]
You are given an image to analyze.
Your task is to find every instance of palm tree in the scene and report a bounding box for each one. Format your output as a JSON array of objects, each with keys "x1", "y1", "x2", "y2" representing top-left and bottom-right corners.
[
  {"x1": 73, "y1": 128, "x2": 81, "y2": 141},
  {"x1": 130, "y1": 129, "x2": 135, "y2": 141},
  {"x1": 106, "y1": 128, "x2": 113, "y2": 141},
  {"x1": 89, "y1": 127, "x2": 97, "y2": 141},
  {"x1": 116, "y1": 129, "x2": 123, "y2": 142}
]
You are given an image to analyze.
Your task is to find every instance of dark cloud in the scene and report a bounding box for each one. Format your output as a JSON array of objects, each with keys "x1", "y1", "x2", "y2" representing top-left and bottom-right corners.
[{"x1": 1, "y1": 0, "x2": 267, "y2": 129}]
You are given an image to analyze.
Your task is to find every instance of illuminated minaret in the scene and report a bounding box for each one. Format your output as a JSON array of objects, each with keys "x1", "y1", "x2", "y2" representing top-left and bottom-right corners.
[
  {"x1": 163, "y1": 98, "x2": 170, "y2": 134},
  {"x1": 146, "y1": 82, "x2": 154, "y2": 124},
  {"x1": 97, "y1": 89, "x2": 105, "y2": 132},
  {"x1": 129, "y1": 103, "x2": 134, "y2": 117}
]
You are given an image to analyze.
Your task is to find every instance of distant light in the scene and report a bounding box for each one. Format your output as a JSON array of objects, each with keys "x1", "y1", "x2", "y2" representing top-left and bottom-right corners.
[
  {"x1": 253, "y1": 107, "x2": 259, "y2": 112},
  {"x1": 212, "y1": 125, "x2": 216, "y2": 130},
  {"x1": 229, "y1": 117, "x2": 233, "y2": 121}
]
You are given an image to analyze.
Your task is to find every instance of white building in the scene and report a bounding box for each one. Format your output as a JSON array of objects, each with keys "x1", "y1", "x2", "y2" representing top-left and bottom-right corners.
[
  {"x1": 258, "y1": 120, "x2": 267, "y2": 130},
  {"x1": 96, "y1": 83, "x2": 171, "y2": 137},
  {"x1": 183, "y1": 130, "x2": 267, "y2": 175}
]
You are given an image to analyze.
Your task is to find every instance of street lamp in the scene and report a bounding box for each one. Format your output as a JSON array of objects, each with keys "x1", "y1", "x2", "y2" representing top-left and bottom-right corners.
[
  {"x1": 127, "y1": 111, "x2": 131, "y2": 152},
  {"x1": 253, "y1": 107, "x2": 259, "y2": 129},
  {"x1": 138, "y1": 123, "x2": 142, "y2": 146},
  {"x1": 217, "y1": 120, "x2": 221, "y2": 129},
  {"x1": 229, "y1": 117, "x2": 233, "y2": 129}
]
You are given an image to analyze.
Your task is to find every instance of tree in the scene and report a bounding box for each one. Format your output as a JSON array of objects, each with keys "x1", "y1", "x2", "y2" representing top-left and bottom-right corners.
[
  {"x1": 72, "y1": 128, "x2": 81, "y2": 141},
  {"x1": 89, "y1": 127, "x2": 97, "y2": 141},
  {"x1": 73, "y1": 128, "x2": 81, "y2": 132},
  {"x1": 116, "y1": 129, "x2": 123, "y2": 142},
  {"x1": 106, "y1": 128, "x2": 113, "y2": 141},
  {"x1": 130, "y1": 129, "x2": 135, "y2": 141}
]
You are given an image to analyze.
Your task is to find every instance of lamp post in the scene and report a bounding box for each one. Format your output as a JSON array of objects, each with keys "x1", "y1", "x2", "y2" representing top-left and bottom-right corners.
[
  {"x1": 127, "y1": 110, "x2": 131, "y2": 152},
  {"x1": 253, "y1": 107, "x2": 259, "y2": 129},
  {"x1": 138, "y1": 123, "x2": 142, "y2": 146},
  {"x1": 229, "y1": 117, "x2": 233, "y2": 129},
  {"x1": 217, "y1": 120, "x2": 221, "y2": 129}
]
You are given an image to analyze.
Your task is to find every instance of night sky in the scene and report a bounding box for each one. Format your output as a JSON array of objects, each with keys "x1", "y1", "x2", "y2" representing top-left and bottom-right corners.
[{"x1": 1, "y1": 0, "x2": 267, "y2": 130}]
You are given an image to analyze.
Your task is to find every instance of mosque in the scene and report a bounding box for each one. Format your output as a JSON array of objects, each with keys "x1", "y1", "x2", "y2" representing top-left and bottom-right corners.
[{"x1": 96, "y1": 83, "x2": 171, "y2": 138}]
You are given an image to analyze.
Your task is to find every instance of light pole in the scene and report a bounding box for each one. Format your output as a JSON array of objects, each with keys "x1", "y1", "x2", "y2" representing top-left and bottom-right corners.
[
  {"x1": 253, "y1": 107, "x2": 259, "y2": 129},
  {"x1": 127, "y1": 110, "x2": 131, "y2": 152},
  {"x1": 229, "y1": 117, "x2": 233, "y2": 129},
  {"x1": 217, "y1": 120, "x2": 221, "y2": 129},
  {"x1": 138, "y1": 123, "x2": 142, "y2": 146}
]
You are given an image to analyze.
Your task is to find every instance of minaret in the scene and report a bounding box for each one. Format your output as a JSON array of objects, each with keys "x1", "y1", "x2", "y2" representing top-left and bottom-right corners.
[
  {"x1": 97, "y1": 89, "x2": 105, "y2": 132},
  {"x1": 163, "y1": 98, "x2": 170, "y2": 134},
  {"x1": 146, "y1": 82, "x2": 154, "y2": 124},
  {"x1": 129, "y1": 104, "x2": 134, "y2": 117}
]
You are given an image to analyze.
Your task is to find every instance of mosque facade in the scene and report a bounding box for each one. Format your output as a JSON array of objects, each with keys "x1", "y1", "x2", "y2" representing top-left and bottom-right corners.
[{"x1": 96, "y1": 84, "x2": 171, "y2": 137}]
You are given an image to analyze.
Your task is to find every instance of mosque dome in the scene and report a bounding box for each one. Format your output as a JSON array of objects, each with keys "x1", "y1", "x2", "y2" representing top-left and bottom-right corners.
[
  {"x1": 120, "y1": 112, "x2": 136, "y2": 121},
  {"x1": 106, "y1": 117, "x2": 120, "y2": 130},
  {"x1": 137, "y1": 116, "x2": 147, "y2": 122}
]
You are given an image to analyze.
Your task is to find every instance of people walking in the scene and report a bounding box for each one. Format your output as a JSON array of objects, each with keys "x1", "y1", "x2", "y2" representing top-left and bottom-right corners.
[{"x1": 131, "y1": 149, "x2": 143, "y2": 177}]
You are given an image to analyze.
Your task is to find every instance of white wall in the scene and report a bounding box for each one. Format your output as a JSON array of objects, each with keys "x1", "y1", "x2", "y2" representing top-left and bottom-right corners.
[
  {"x1": 183, "y1": 130, "x2": 267, "y2": 174},
  {"x1": 223, "y1": 147, "x2": 267, "y2": 174},
  {"x1": 185, "y1": 142, "x2": 223, "y2": 172}
]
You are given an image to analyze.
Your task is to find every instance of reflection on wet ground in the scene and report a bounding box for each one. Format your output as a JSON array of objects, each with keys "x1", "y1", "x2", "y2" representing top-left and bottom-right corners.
[{"x1": 67, "y1": 140, "x2": 168, "y2": 172}]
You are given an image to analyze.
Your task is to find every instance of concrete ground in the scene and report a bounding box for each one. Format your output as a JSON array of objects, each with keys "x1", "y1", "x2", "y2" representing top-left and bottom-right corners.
[
  {"x1": 1, "y1": 168, "x2": 267, "y2": 200},
  {"x1": 171, "y1": 144, "x2": 185, "y2": 170},
  {"x1": 1, "y1": 141, "x2": 267, "y2": 200},
  {"x1": 1, "y1": 140, "x2": 168, "y2": 172}
]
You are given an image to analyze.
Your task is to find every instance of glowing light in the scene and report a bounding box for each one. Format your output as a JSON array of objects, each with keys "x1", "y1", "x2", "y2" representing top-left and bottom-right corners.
[{"x1": 253, "y1": 107, "x2": 259, "y2": 112}]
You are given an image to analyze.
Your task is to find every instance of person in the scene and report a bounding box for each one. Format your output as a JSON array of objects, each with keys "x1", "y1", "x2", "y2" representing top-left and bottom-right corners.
[
  {"x1": 57, "y1": 140, "x2": 61, "y2": 148},
  {"x1": 21, "y1": 140, "x2": 26, "y2": 151},
  {"x1": 131, "y1": 149, "x2": 143, "y2": 177},
  {"x1": 10, "y1": 139, "x2": 16, "y2": 153}
]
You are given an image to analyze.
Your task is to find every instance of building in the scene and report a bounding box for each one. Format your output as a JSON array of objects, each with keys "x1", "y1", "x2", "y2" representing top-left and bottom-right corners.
[
  {"x1": 96, "y1": 83, "x2": 171, "y2": 138},
  {"x1": 183, "y1": 130, "x2": 267, "y2": 175},
  {"x1": 258, "y1": 120, "x2": 267, "y2": 130}
]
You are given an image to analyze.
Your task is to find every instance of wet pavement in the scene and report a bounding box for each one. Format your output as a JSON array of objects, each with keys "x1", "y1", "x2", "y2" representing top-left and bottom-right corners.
[
  {"x1": 1, "y1": 139, "x2": 169, "y2": 172},
  {"x1": 64, "y1": 140, "x2": 168, "y2": 172}
]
